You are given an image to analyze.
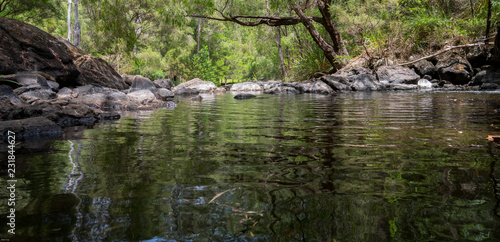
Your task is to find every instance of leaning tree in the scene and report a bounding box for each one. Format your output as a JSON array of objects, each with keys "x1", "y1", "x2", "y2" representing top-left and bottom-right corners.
[{"x1": 185, "y1": 0, "x2": 348, "y2": 71}]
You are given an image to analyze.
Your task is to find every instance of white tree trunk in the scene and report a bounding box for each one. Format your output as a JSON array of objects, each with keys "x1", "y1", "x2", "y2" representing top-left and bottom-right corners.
[
  {"x1": 73, "y1": 0, "x2": 81, "y2": 47},
  {"x1": 67, "y1": 0, "x2": 72, "y2": 42}
]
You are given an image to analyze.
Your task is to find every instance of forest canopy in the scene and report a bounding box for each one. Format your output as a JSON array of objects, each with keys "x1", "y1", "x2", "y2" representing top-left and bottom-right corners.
[{"x1": 1, "y1": 0, "x2": 499, "y2": 83}]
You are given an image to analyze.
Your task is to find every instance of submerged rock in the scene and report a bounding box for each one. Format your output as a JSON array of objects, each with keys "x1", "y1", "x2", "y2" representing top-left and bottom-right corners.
[
  {"x1": 0, "y1": 117, "x2": 62, "y2": 140},
  {"x1": 234, "y1": 93, "x2": 256, "y2": 100}
]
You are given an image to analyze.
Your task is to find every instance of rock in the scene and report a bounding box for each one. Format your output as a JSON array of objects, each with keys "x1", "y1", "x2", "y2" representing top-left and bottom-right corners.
[
  {"x1": 15, "y1": 71, "x2": 50, "y2": 88},
  {"x1": 157, "y1": 88, "x2": 175, "y2": 101},
  {"x1": 234, "y1": 93, "x2": 256, "y2": 100},
  {"x1": 47, "y1": 80, "x2": 60, "y2": 92},
  {"x1": 174, "y1": 88, "x2": 199, "y2": 96},
  {"x1": 320, "y1": 75, "x2": 351, "y2": 92},
  {"x1": 128, "y1": 75, "x2": 156, "y2": 92},
  {"x1": 0, "y1": 18, "x2": 79, "y2": 85},
  {"x1": 470, "y1": 67, "x2": 500, "y2": 86},
  {"x1": 351, "y1": 74, "x2": 381, "y2": 91},
  {"x1": 74, "y1": 55, "x2": 128, "y2": 90},
  {"x1": 0, "y1": 117, "x2": 62, "y2": 140},
  {"x1": 466, "y1": 45, "x2": 488, "y2": 68},
  {"x1": 215, "y1": 87, "x2": 227, "y2": 93},
  {"x1": 423, "y1": 75, "x2": 432, "y2": 80},
  {"x1": 191, "y1": 95, "x2": 203, "y2": 101},
  {"x1": 436, "y1": 52, "x2": 473, "y2": 85},
  {"x1": 230, "y1": 82, "x2": 263, "y2": 92},
  {"x1": 72, "y1": 85, "x2": 114, "y2": 97},
  {"x1": 480, "y1": 83, "x2": 499, "y2": 90},
  {"x1": 57, "y1": 87, "x2": 73, "y2": 99},
  {"x1": 376, "y1": 65, "x2": 420, "y2": 84},
  {"x1": 294, "y1": 80, "x2": 334, "y2": 94},
  {"x1": 417, "y1": 79, "x2": 432, "y2": 89},
  {"x1": 257, "y1": 80, "x2": 282, "y2": 94},
  {"x1": 19, "y1": 89, "x2": 57, "y2": 103},
  {"x1": 153, "y1": 79, "x2": 174, "y2": 89},
  {"x1": 411, "y1": 60, "x2": 437, "y2": 77},
  {"x1": 0, "y1": 85, "x2": 23, "y2": 106},
  {"x1": 281, "y1": 84, "x2": 300, "y2": 94},
  {"x1": 388, "y1": 84, "x2": 418, "y2": 90},
  {"x1": 127, "y1": 89, "x2": 157, "y2": 104},
  {"x1": 336, "y1": 66, "x2": 373, "y2": 77},
  {"x1": 172, "y1": 78, "x2": 217, "y2": 93}
]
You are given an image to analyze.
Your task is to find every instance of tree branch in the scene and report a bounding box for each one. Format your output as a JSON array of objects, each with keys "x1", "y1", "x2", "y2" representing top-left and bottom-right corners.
[
  {"x1": 187, "y1": 13, "x2": 325, "y2": 27},
  {"x1": 398, "y1": 43, "x2": 484, "y2": 66}
]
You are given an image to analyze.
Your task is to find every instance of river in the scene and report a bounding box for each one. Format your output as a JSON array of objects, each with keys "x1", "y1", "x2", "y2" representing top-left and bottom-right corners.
[{"x1": 1, "y1": 91, "x2": 500, "y2": 241}]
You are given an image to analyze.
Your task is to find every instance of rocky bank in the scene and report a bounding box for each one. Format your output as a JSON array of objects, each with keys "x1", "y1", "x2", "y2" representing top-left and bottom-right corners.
[{"x1": 1, "y1": 17, "x2": 499, "y2": 140}]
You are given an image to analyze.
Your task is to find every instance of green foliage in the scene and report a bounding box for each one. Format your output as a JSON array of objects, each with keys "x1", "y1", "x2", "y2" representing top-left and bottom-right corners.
[
  {"x1": 0, "y1": 0, "x2": 60, "y2": 20},
  {"x1": 131, "y1": 47, "x2": 169, "y2": 80},
  {"x1": 193, "y1": 46, "x2": 228, "y2": 83}
]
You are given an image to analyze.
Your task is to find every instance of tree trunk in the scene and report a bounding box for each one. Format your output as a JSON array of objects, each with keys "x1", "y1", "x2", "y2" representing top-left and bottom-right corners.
[
  {"x1": 275, "y1": 26, "x2": 287, "y2": 78},
  {"x1": 67, "y1": 0, "x2": 72, "y2": 42},
  {"x1": 73, "y1": 0, "x2": 81, "y2": 47},
  {"x1": 485, "y1": 0, "x2": 492, "y2": 44},
  {"x1": 197, "y1": 18, "x2": 201, "y2": 57},
  {"x1": 293, "y1": 5, "x2": 341, "y2": 70},
  {"x1": 316, "y1": 0, "x2": 348, "y2": 58}
]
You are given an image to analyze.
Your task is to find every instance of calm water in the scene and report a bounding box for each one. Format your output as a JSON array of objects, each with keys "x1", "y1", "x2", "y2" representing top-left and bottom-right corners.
[{"x1": 1, "y1": 91, "x2": 500, "y2": 241}]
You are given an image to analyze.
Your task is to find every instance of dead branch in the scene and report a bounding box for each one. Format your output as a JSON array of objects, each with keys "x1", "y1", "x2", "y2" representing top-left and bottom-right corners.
[{"x1": 398, "y1": 43, "x2": 484, "y2": 66}]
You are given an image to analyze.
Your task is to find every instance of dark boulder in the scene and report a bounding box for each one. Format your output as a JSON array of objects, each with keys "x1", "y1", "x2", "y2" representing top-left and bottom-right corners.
[
  {"x1": 320, "y1": 75, "x2": 351, "y2": 92},
  {"x1": 410, "y1": 60, "x2": 437, "y2": 77},
  {"x1": 154, "y1": 79, "x2": 174, "y2": 90},
  {"x1": 0, "y1": 17, "x2": 79, "y2": 85},
  {"x1": 350, "y1": 74, "x2": 381, "y2": 91},
  {"x1": 234, "y1": 93, "x2": 256, "y2": 100},
  {"x1": 128, "y1": 75, "x2": 157, "y2": 92},
  {"x1": 470, "y1": 67, "x2": 500, "y2": 86},
  {"x1": 293, "y1": 80, "x2": 334, "y2": 94},
  {"x1": 74, "y1": 55, "x2": 128, "y2": 90},
  {"x1": 436, "y1": 52, "x2": 473, "y2": 85},
  {"x1": 0, "y1": 117, "x2": 62, "y2": 140},
  {"x1": 0, "y1": 85, "x2": 22, "y2": 106},
  {"x1": 156, "y1": 88, "x2": 175, "y2": 101},
  {"x1": 376, "y1": 65, "x2": 420, "y2": 84}
]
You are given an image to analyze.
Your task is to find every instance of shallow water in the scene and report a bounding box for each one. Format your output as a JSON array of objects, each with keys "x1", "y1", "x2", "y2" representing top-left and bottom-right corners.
[{"x1": 1, "y1": 91, "x2": 500, "y2": 241}]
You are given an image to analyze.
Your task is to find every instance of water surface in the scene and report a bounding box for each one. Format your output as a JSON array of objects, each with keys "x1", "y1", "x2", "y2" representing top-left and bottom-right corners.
[{"x1": 1, "y1": 91, "x2": 500, "y2": 241}]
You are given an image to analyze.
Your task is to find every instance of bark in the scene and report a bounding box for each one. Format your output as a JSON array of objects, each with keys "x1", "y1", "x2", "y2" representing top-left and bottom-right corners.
[
  {"x1": 316, "y1": 0, "x2": 348, "y2": 57},
  {"x1": 293, "y1": 4, "x2": 341, "y2": 70},
  {"x1": 485, "y1": 0, "x2": 492, "y2": 44},
  {"x1": 67, "y1": 0, "x2": 72, "y2": 42},
  {"x1": 73, "y1": 0, "x2": 81, "y2": 47}
]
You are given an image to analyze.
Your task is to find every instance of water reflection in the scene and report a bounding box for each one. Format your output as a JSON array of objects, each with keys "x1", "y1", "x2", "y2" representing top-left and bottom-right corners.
[{"x1": 1, "y1": 92, "x2": 500, "y2": 240}]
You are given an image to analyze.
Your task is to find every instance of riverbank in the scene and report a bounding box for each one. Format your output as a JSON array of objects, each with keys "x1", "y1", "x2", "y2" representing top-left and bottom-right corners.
[{"x1": 1, "y1": 17, "x2": 500, "y2": 140}]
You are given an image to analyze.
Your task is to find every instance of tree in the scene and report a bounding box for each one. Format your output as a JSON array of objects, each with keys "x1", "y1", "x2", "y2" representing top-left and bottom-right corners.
[
  {"x1": 67, "y1": 0, "x2": 72, "y2": 42},
  {"x1": 0, "y1": 0, "x2": 59, "y2": 19},
  {"x1": 74, "y1": 0, "x2": 81, "y2": 47},
  {"x1": 186, "y1": 0, "x2": 348, "y2": 71}
]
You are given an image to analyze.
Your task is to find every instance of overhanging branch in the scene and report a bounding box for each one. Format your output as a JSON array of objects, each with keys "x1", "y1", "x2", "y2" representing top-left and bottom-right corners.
[{"x1": 187, "y1": 13, "x2": 325, "y2": 27}]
